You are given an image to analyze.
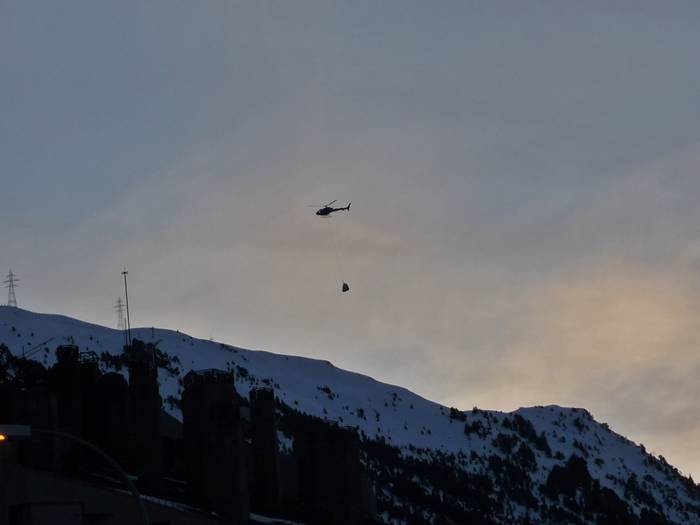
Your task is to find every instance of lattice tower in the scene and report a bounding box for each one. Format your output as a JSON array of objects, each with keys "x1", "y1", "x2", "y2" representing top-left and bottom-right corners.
[
  {"x1": 3, "y1": 270, "x2": 18, "y2": 307},
  {"x1": 114, "y1": 297, "x2": 126, "y2": 330}
]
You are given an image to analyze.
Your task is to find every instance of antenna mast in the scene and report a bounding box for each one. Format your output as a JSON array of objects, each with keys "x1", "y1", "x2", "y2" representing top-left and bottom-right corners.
[
  {"x1": 122, "y1": 269, "x2": 132, "y2": 346},
  {"x1": 3, "y1": 270, "x2": 18, "y2": 307}
]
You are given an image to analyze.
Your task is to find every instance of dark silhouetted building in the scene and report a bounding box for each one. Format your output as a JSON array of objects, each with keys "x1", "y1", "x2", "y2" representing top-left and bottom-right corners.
[
  {"x1": 94, "y1": 372, "x2": 130, "y2": 467},
  {"x1": 126, "y1": 340, "x2": 163, "y2": 484},
  {"x1": 78, "y1": 352, "x2": 101, "y2": 448},
  {"x1": 250, "y1": 388, "x2": 281, "y2": 516},
  {"x1": 182, "y1": 369, "x2": 249, "y2": 524},
  {"x1": 295, "y1": 419, "x2": 375, "y2": 525},
  {"x1": 49, "y1": 345, "x2": 83, "y2": 439}
]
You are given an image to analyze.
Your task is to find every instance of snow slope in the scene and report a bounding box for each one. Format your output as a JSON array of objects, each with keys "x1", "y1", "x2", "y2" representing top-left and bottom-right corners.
[{"x1": 2, "y1": 306, "x2": 699, "y2": 524}]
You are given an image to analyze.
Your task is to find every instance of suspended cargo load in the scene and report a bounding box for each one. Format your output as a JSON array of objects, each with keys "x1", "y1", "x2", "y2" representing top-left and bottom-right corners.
[{"x1": 309, "y1": 199, "x2": 353, "y2": 294}]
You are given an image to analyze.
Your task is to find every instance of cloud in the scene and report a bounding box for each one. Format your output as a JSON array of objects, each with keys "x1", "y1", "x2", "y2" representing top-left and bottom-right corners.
[
  {"x1": 4, "y1": 1, "x2": 700, "y2": 479},
  {"x1": 434, "y1": 147, "x2": 700, "y2": 477}
]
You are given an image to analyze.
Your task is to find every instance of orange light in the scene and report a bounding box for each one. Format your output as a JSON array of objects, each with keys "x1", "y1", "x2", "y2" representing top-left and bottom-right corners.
[{"x1": 0, "y1": 434, "x2": 6, "y2": 442}]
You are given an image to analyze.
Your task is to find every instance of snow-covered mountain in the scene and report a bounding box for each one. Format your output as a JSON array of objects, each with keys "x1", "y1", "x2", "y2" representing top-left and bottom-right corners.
[{"x1": 2, "y1": 306, "x2": 699, "y2": 525}]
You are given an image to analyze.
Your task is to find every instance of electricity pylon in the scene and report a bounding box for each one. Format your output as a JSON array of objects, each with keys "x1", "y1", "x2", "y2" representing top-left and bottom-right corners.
[
  {"x1": 114, "y1": 297, "x2": 126, "y2": 330},
  {"x1": 3, "y1": 270, "x2": 18, "y2": 307}
]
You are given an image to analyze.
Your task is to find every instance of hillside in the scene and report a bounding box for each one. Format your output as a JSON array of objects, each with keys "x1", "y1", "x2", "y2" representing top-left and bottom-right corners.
[{"x1": 2, "y1": 306, "x2": 699, "y2": 525}]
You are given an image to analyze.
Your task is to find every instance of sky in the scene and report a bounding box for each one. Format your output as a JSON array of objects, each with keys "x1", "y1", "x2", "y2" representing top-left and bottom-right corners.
[{"x1": 3, "y1": 1, "x2": 700, "y2": 478}]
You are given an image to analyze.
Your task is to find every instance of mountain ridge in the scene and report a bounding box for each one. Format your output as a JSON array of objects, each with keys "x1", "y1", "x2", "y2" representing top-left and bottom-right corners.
[{"x1": 2, "y1": 306, "x2": 699, "y2": 524}]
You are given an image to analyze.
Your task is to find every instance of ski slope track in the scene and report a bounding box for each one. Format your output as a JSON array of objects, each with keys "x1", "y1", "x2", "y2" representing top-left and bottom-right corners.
[{"x1": 2, "y1": 306, "x2": 699, "y2": 525}]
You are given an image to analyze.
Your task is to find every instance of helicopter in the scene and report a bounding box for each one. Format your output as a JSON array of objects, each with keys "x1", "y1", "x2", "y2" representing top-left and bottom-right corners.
[
  {"x1": 308, "y1": 200, "x2": 352, "y2": 293},
  {"x1": 312, "y1": 200, "x2": 351, "y2": 216}
]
